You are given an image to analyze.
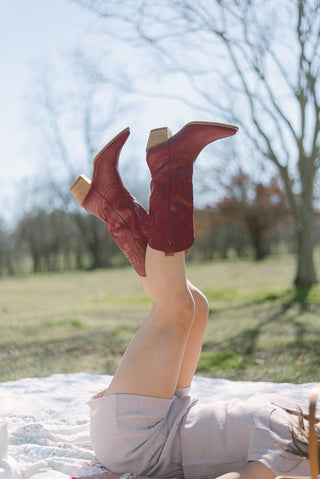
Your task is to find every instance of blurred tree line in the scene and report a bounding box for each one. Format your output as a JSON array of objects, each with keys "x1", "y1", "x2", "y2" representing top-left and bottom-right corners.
[
  {"x1": 2, "y1": 0, "x2": 320, "y2": 285},
  {"x1": 1, "y1": 170, "x2": 319, "y2": 276}
]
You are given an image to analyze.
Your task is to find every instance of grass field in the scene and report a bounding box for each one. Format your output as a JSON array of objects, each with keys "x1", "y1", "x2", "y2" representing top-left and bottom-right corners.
[{"x1": 1, "y1": 252, "x2": 320, "y2": 383}]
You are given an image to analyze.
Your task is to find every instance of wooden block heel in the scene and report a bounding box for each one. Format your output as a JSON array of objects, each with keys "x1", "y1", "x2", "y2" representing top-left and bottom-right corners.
[
  {"x1": 146, "y1": 127, "x2": 173, "y2": 151},
  {"x1": 69, "y1": 174, "x2": 91, "y2": 206}
]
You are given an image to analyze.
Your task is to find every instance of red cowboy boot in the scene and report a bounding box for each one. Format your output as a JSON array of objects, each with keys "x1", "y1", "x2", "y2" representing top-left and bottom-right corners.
[
  {"x1": 70, "y1": 128, "x2": 149, "y2": 276},
  {"x1": 146, "y1": 121, "x2": 238, "y2": 255}
]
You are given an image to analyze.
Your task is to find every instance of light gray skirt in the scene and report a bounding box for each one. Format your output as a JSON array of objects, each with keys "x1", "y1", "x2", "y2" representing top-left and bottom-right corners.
[
  {"x1": 88, "y1": 387, "x2": 195, "y2": 478},
  {"x1": 89, "y1": 391, "x2": 310, "y2": 479}
]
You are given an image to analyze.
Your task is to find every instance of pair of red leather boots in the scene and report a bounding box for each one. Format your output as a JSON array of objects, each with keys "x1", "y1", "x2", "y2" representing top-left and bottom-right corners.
[{"x1": 70, "y1": 122, "x2": 238, "y2": 276}]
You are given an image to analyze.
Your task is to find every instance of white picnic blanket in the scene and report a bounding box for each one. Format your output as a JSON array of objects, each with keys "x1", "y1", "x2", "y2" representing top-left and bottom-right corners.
[{"x1": 0, "y1": 373, "x2": 316, "y2": 479}]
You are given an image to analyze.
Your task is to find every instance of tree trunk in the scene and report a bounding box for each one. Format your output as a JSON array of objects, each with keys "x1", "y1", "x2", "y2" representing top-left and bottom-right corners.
[
  {"x1": 294, "y1": 195, "x2": 317, "y2": 287},
  {"x1": 279, "y1": 163, "x2": 318, "y2": 287},
  {"x1": 247, "y1": 221, "x2": 266, "y2": 261},
  {"x1": 33, "y1": 252, "x2": 41, "y2": 273},
  {"x1": 88, "y1": 241, "x2": 101, "y2": 270},
  {"x1": 253, "y1": 233, "x2": 266, "y2": 261}
]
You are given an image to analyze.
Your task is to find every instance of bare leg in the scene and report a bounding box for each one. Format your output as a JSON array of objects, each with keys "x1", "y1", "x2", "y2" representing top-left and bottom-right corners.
[
  {"x1": 95, "y1": 274, "x2": 208, "y2": 399},
  {"x1": 216, "y1": 461, "x2": 275, "y2": 479},
  {"x1": 176, "y1": 281, "x2": 209, "y2": 388},
  {"x1": 104, "y1": 245, "x2": 195, "y2": 399}
]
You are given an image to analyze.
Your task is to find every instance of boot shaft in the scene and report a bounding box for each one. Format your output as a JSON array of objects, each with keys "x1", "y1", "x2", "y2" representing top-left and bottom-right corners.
[
  {"x1": 91, "y1": 128, "x2": 132, "y2": 201},
  {"x1": 146, "y1": 122, "x2": 238, "y2": 255},
  {"x1": 70, "y1": 128, "x2": 149, "y2": 276}
]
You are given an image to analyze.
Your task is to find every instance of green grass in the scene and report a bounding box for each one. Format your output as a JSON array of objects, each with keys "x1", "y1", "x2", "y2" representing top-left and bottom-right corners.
[{"x1": 1, "y1": 252, "x2": 320, "y2": 383}]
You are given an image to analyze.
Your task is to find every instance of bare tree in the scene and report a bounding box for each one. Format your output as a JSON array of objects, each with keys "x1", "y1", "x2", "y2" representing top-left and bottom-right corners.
[
  {"x1": 26, "y1": 54, "x2": 148, "y2": 269},
  {"x1": 0, "y1": 220, "x2": 14, "y2": 275},
  {"x1": 16, "y1": 209, "x2": 122, "y2": 273},
  {"x1": 29, "y1": 57, "x2": 124, "y2": 211},
  {"x1": 73, "y1": 0, "x2": 320, "y2": 286},
  {"x1": 193, "y1": 207, "x2": 249, "y2": 260},
  {"x1": 216, "y1": 172, "x2": 288, "y2": 260}
]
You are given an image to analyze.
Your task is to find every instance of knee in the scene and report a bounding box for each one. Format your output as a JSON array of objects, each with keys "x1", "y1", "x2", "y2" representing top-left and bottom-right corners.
[
  {"x1": 192, "y1": 289, "x2": 209, "y2": 326},
  {"x1": 172, "y1": 289, "x2": 196, "y2": 322},
  {"x1": 158, "y1": 287, "x2": 195, "y2": 327}
]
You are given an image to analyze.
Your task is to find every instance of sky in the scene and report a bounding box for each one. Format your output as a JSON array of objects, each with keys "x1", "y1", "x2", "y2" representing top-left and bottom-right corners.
[
  {"x1": 0, "y1": 0, "x2": 99, "y2": 223},
  {"x1": 0, "y1": 0, "x2": 201, "y2": 226}
]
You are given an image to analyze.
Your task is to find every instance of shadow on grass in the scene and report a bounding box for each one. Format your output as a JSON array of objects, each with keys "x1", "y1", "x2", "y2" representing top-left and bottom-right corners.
[
  {"x1": 201, "y1": 287, "x2": 320, "y2": 377},
  {"x1": 282, "y1": 286, "x2": 314, "y2": 313},
  {"x1": 208, "y1": 285, "x2": 318, "y2": 316}
]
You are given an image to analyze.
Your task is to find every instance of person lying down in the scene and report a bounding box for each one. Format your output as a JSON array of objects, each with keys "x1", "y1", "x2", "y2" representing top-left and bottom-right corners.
[{"x1": 70, "y1": 123, "x2": 317, "y2": 479}]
